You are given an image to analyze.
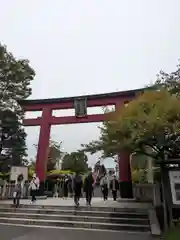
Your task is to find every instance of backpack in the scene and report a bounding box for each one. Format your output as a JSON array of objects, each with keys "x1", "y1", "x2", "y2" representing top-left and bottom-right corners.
[
  {"x1": 101, "y1": 176, "x2": 108, "y2": 186},
  {"x1": 15, "y1": 182, "x2": 22, "y2": 193},
  {"x1": 74, "y1": 175, "x2": 82, "y2": 184}
]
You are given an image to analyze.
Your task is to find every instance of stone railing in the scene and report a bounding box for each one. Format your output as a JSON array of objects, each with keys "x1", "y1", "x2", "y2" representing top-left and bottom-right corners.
[
  {"x1": 133, "y1": 183, "x2": 161, "y2": 206},
  {"x1": 0, "y1": 182, "x2": 30, "y2": 199}
]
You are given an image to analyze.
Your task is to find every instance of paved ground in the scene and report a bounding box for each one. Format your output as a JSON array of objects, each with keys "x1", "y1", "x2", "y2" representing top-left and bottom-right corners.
[
  {"x1": 0, "y1": 225, "x2": 154, "y2": 240},
  {"x1": 1, "y1": 197, "x2": 151, "y2": 209}
]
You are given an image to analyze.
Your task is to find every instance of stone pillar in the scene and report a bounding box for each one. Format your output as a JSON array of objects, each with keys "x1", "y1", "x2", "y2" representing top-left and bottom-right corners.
[
  {"x1": 146, "y1": 147, "x2": 154, "y2": 184},
  {"x1": 118, "y1": 152, "x2": 133, "y2": 198},
  {"x1": 36, "y1": 108, "x2": 51, "y2": 195}
]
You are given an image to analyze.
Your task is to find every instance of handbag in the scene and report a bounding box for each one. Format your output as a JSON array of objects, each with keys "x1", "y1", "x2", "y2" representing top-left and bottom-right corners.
[{"x1": 13, "y1": 192, "x2": 17, "y2": 198}]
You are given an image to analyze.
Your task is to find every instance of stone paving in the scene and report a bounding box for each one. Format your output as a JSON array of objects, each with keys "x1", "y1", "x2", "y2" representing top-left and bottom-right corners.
[
  {"x1": 0, "y1": 225, "x2": 154, "y2": 240},
  {"x1": 0, "y1": 197, "x2": 152, "y2": 209}
]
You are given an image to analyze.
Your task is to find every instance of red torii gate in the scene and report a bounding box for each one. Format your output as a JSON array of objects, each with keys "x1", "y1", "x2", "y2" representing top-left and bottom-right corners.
[{"x1": 19, "y1": 88, "x2": 144, "y2": 198}]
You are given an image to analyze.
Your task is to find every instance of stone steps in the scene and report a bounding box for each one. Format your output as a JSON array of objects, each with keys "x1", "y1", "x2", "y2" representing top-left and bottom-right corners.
[
  {"x1": 0, "y1": 207, "x2": 148, "y2": 219},
  {"x1": 0, "y1": 203, "x2": 145, "y2": 211},
  {"x1": 0, "y1": 204, "x2": 150, "y2": 232},
  {"x1": 0, "y1": 211, "x2": 149, "y2": 225},
  {"x1": 0, "y1": 217, "x2": 150, "y2": 232}
]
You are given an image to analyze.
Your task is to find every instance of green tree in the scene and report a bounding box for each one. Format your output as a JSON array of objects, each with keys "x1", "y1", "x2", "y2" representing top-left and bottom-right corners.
[
  {"x1": 61, "y1": 151, "x2": 88, "y2": 173},
  {"x1": 131, "y1": 154, "x2": 147, "y2": 170},
  {"x1": 28, "y1": 158, "x2": 36, "y2": 169},
  {"x1": 34, "y1": 140, "x2": 63, "y2": 172},
  {"x1": 47, "y1": 140, "x2": 63, "y2": 172},
  {"x1": 155, "y1": 61, "x2": 180, "y2": 95},
  {"x1": 81, "y1": 89, "x2": 180, "y2": 162},
  {"x1": 0, "y1": 43, "x2": 35, "y2": 171}
]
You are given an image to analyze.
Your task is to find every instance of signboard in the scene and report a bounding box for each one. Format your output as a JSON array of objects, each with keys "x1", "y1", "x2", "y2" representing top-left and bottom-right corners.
[
  {"x1": 10, "y1": 166, "x2": 28, "y2": 182},
  {"x1": 74, "y1": 98, "x2": 87, "y2": 117},
  {"x1": 169, "y1": 170, "x2": 180, "y2": 205}
]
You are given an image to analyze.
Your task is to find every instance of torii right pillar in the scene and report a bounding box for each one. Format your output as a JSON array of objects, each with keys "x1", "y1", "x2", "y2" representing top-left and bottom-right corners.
[{"x1": 118, "y1": 152, "x2": 133, "y2": 198}]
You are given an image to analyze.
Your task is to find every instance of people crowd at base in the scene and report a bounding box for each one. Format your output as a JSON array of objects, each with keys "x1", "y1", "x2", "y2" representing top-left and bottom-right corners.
[
  {"x1": 53, "y1": 171, "x2": 119, "y2": 206},
  {"x1": 13, "y1": 173, "x2": 40, "y2": 207},
  {"x1": 13, "y1": 171, "x2": 119, "y2": 208},
  {"x1": 53, "y1": 174, "x2": 74, "y2": 198}
]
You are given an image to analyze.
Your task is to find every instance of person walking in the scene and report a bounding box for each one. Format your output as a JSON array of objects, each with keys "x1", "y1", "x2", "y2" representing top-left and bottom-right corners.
[
  {"x1": 84, "y1": 172, "x2": 95, "y2": 206},
  {"x1": 110, "y1": 175, "x2": 119, "y2": 201},
  {"x1": 73, "y1": 172, "x2": 83, "y2": 206},
  {"x1": 58, "y1": 177, "x2": 63, "y2": 198},
  {"x1": 68, "y1": 175, "x2": 73, "y2": 198},
  {"x1": 29, "y1": 173, "x2": 39, "y2": 203},
  {"x1": 54, "y1": 178, "x2": 60, "y2": 198},
  {"x1": 63, "y1": 175, "x2": 69, "y2": 199},
  {"x1": 13, "y1": 174, "x2": 24, "y2": 208},
  {"x1": 100, "y1": 173, "x2": 109, "y2": 202}
]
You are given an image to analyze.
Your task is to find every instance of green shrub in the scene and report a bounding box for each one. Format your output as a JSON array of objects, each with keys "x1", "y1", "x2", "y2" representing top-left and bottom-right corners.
[
  {"x1": 0, "y1": 172, "x2": 10, "y2": 180},
  {"x1": 132, "y1": 169, "x2": 147, "y2": 183},
  {"x1": 164, "y1": 222, "x2": 180, "y2": 240}
]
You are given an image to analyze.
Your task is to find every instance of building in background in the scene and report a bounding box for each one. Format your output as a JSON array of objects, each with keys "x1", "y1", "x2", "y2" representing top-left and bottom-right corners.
[
  {"x1": 101, "y1": 157, "x2": 117, "y2": 175},
  {"x1": 93, "y1": 156, "x2": 118, "y2": 183},
  {"x1": 55, "y1": 152, "x2": 67, "y2": 170}
]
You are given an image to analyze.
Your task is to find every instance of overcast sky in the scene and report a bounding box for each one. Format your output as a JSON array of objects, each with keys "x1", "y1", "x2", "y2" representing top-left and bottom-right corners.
[{"x1": 1, "y1": 0, "x2": 180, "y2": 167}]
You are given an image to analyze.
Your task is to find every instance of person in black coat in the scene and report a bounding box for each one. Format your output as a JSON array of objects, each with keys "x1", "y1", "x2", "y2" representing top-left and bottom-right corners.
[
  {"x1": 73, "y1": 172, "x2": 83, "y2": 206},
  {"x1": 63, "y1": 175, "x2": 69, "y2": 199},
  {"x1": 68, "y1": 175, "x2": 73, "y2": 198},
  {"x1": 84, "y1": 172, "x2": 95, "y2": 206},
  {"x1": 110, "y1": 175, "x2": 119, "y2": 201}
]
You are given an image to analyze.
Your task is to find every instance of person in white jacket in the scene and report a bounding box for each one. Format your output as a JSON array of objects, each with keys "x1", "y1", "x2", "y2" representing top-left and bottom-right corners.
[
  {"x1": 29, "y1": 173, "x2": 39, "y2": 203},
  {"x1": 100, "y1": 174, "x2": 109, "y2": 202}
]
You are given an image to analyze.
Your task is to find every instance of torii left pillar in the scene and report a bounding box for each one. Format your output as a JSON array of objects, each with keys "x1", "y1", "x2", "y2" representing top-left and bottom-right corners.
[
  {"x1": 36, "y1": 108, "x2": 52, "y2": 195},
  {"x1": 118, "y1": 152, "x2": 133, "y2": 198}
]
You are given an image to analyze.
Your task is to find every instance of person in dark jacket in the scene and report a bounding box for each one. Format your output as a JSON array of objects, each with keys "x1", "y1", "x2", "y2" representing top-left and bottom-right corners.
[
  {"x1": 73, "y1": 172, "x2": 83, "y2": 206},
  {"x1": 68, "y1": 175, "x2": 73, "y2": 198},
  {"x1": 63, "y1": 175, "x2": 69, "y2": 199},
  {"x1": 110, "y1": 175, "x2": 119, "y2": 201},
  {"x1": 13, "y1": 174, "x2": 24, "y2": 207},
  {"x1": 84, "y1": 172, "x2": 95, "y2": 206}
]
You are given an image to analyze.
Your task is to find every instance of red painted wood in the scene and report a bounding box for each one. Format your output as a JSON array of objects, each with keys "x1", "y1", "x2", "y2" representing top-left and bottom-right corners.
[
  {"x1": 35, "y1": 108, "x2": 51, "y2": 181},
  {"x1": 23, "y1": 114, "x2": 109, "y2": 126},
  {"x1": 50, "y1": 114, "x2": 108, "y2": 125},
  {"x1": 118, "y1": 152, "x2": 132, "y2": 182},
  {"x1": 21, "y1": 96, "x2": 131, "y2": 111},
  {"x1": 23, "y1": 118, "x2": 41, "y2": 126},
  {"x1": 22, "y1": 91, "x2": 138, "y2": 183}
]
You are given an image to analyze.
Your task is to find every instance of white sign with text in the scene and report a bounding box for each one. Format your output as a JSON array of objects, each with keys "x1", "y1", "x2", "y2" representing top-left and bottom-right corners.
[
  {"x1": 10, "y1": 166, "x2": 28, "y2": 182},
  {"x1": 169, "y1": 170, "x2": 180, "y2": 205}
]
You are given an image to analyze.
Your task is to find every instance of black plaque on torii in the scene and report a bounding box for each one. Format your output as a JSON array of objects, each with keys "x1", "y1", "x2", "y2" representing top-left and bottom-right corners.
[{"x1": 74, "y1": 98, "x2": 87, "y2": 117}]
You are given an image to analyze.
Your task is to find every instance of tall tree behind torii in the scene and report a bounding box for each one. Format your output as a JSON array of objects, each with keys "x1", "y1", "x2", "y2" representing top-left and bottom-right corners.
[{"x1": 0, "y1": 43, "x2": 35, "y2": 172}]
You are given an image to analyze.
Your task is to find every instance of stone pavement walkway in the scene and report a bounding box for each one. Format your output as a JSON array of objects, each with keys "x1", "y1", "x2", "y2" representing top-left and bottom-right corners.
[
  {"x1": 0, "y1": 197, "x2": 152, "y2": 209},
  {"x1": 0, "y1": 225, "x2": 154, "y2": 240}
]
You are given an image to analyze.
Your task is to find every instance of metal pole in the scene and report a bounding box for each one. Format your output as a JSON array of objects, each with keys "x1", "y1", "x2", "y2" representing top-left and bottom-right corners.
[
  {"x1": 161, "y1": 166, "x2": 168, "y2": 232},
  {"x1": 161, "y1": 149, "x2": 169, "y2": 232},
  {"x1": 0, "y1": 119, "x2": 2, "y2": 154}
]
